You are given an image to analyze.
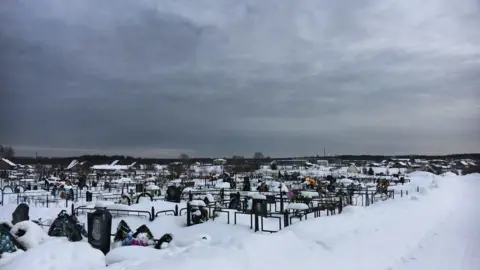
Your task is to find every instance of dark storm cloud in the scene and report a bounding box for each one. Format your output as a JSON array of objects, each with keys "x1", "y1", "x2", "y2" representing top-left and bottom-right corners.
[{"x1": 1, "y1": 0, "x2": 479, "y2": 158}]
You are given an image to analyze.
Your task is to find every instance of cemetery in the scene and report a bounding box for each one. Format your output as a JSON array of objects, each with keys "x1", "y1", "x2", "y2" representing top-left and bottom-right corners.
[
  {"x1": 0, "y1": 158, "x2": 476, "y2": 270},
  {"x1": 0, "y1": 168, "x2": 425, "y2": 260}
]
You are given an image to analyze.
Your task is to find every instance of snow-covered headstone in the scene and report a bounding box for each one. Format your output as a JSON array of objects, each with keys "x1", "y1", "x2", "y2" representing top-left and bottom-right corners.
[{"x1": 12, "y1": 203, "x2": 29, "y2": 225}]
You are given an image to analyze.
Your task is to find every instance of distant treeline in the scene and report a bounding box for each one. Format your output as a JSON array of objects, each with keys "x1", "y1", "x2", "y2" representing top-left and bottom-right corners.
[{"x1": 9, "y1": 153, "x2": 480, "y2": 166}]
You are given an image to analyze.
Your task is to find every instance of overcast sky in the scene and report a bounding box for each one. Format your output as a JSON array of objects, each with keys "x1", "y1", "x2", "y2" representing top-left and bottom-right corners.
[{"x1": 1, "y1": 0, "x2": 479, "y2": 158}]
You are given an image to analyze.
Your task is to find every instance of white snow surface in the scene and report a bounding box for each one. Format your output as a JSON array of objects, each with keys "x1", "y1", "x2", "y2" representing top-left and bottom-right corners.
[
  {"x1": 1, "y1": 172, "x2": 479, "y2": 270},
  {"x1": 286, "y1": 203, "x2": 309, "y2": 210}
]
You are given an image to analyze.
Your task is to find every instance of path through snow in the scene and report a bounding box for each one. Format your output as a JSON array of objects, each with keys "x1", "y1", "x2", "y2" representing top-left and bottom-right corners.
[{"x1": 393, "y1": 176, "x2": 480, "y2": 270}]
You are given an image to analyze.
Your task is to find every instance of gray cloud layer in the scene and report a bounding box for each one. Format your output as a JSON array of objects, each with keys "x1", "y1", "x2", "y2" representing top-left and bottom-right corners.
[{"x1": 1, "y1": 0, "x2": 479, "y2": 158}]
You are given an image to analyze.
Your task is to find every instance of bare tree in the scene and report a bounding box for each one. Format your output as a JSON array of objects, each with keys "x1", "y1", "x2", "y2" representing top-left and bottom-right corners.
[
  {"x1": 6, "y1": 147, "x2": 14, "y2": 159},
  {"x1": 179, "y1": 153, "x2": 190, "y2": 160},
  {"x1": 169, "y1": 163, "x2": 185, "y2": 178},
  {"x1": 253, "y1": 152, "x2": 265, "y2": 159},
  {"x1": 0, "y1": 145, "x2": 15, "y2": 159}
]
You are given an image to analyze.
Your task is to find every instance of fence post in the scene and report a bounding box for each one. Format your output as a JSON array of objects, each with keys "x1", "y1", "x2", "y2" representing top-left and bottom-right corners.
[
  {"x1": 252, "y1": 199, "x2": 260, "y2": 232},
  {"x1": 338, "y1": 197, "x2": 343, "y2": 214},
  {"x1": 71, "y1": 204, "x2": 75, "y2": 216},
  {"x1": 283, "y1": 210, "x2": 289, "y2": 228},
  {"x1": 280, "y1": 192, "x2": 284, "y2": 213},
  {"x1": 186, "y1": 203, "x2": 191, "y2": 226},
  {"x1": 365, "y1": 190, "x2": 369, "y2": 207},
  {"x1": 220, "y1": 188, "x2": 224, "y2": 201},
  {"x1": 175, "y1": 205, "x2": 178, "y2": 216},
  {"x1": 151, "y1": 207, "x2": 155, "y2": 221}
]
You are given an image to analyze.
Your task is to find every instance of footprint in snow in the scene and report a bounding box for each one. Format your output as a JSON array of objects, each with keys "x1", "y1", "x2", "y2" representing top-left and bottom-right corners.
[{"x1": 315, "y1": 240, "x2": 332, "y2": 251}]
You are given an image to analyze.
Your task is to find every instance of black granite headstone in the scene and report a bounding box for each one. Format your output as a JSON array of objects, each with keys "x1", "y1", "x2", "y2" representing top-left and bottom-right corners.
[
  {"x1": 135, "y1": 183, "x2": 144, "y2": 193},
  {"x1": 252, "y1": 198, "x2": 267, "y2": 217},
  {"x1": 243, "y1": 177, "x2": 251, "y2": 191},
  {"x1": 87, "y1": 208, "x2": 112, "y2": 255},
  {"x1": 86, "y1": 191, "x2": 93, "y2": 202},
  {"x1": 12, "y1": 203, "x2": 30, "y2": 225},
  {"x1": 252, "y1": 198, "x2": 267, "y2": 232},
  {"x1": 166, "y1": 186, "x2": 181, "y2": 203}
]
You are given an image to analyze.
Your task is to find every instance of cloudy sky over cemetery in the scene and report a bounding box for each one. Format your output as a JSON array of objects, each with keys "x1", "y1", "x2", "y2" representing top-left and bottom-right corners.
[{"x1": 1, "y1": 0, "x2": 479, "y2": 157}]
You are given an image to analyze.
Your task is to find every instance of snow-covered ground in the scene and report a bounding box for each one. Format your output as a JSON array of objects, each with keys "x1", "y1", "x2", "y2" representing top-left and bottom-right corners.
[{"x1": 1, "y1": 172, "x2": 479, "y2": 270}]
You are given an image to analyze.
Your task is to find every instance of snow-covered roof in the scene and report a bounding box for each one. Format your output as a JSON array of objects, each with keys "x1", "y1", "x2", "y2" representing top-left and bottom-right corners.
[
  {"x1": 110, "y1": 160, "x2": 120, "y2": 166},
  {"x1": 91, "y1": 163, "x2": 132, "y2": 170},
  {"x1": 1, "y1": 158, "x2": 16, "y2": 167},
  {"x1": 66, "y1": 159, "x2": 78, "y2": 170}
]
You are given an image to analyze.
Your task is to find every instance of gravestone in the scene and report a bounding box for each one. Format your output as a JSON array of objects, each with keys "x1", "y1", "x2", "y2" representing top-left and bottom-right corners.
[
  {"x1": 228, "y1": 197, "x2": 239, "y2": 209},
  {"x1": 12, "y1": 203, "x2": 30, "y2": 225},
  {"x1": 69, "y1": 189, "x2": 75, "y2": 200},
  {"x1": 252, "y1": 198, "x2": 267, "y2": 217},
  {"x1": 87, "y1": 208, "x2": 112, "y2": 255},
  {"x1": 135, "y1": 183, "x2": 144, "y2": 193},
  {"x1": 78, "y1": 177, "x2": 86, "y2": 190},
  {"x1": 243, "y1": 177, "x2": 251, "y2": 191},
  {"x1": 86, "y1": 191, "x2": 93, "y2": 202},
  {"x1": 252, "y1": 198, "x2": 267, "y2": 232},
  {"x1": 166, "y1": 186, "x2": 181, "y2": 203}
]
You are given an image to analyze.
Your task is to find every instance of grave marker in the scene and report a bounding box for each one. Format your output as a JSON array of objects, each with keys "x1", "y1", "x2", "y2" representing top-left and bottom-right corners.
[
  {"x1": 252, "y1": 198, "x2": 267, "y2": 232},
  {"x1": 87, "y1": 207, "x2": 112, "y2": 255},
  {"x1": 86, "y1": 191, "x2": 93, "y2": 202},
  {"x1": 135, "y1": 183, "x2": 144, "y2": 193},
  {"x1": 12, "y1": 203, "x2": 29, "y2": 225}
]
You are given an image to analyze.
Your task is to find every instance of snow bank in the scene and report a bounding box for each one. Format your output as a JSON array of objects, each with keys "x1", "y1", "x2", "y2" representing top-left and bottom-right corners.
[
  {"x1": 189, "y1": 200, "x2": 206, "y2": 207},
  {"x1": 10, "y1": 221, "x2": 49, "y2": 249},
  {"x1": 214, "y1": 181, "x2": 230, "y2": 189},
  {"x1": 1, "y1": 239, "x2": 106, "y2": 270}
]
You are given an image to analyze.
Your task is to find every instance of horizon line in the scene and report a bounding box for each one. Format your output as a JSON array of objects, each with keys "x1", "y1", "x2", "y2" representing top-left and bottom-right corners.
[{"x1": 10, "y1": 152, "x2": 480, "y2": 160}]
